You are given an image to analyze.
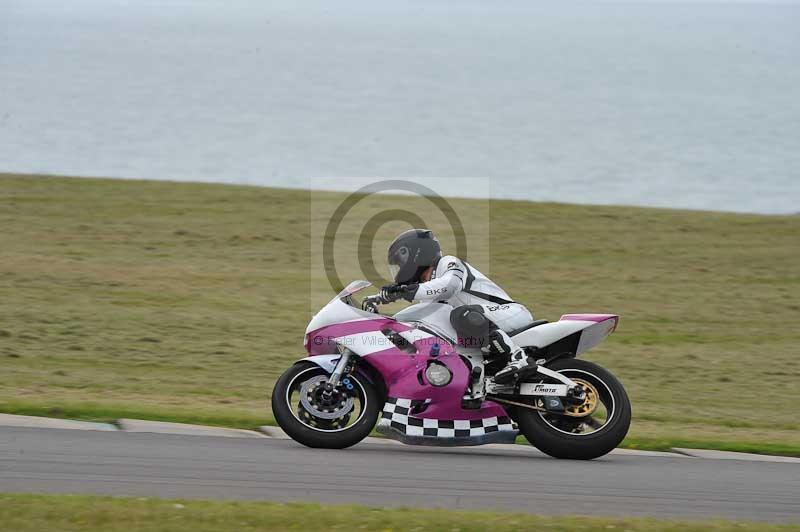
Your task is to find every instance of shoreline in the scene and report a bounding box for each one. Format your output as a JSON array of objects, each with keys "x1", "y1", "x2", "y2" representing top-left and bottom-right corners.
[{"x1": 3, "y1": 171, "x2": 796, "y2": 217}]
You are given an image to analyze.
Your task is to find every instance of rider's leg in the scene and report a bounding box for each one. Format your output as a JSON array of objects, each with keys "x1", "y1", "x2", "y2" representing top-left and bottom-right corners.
[
  {"x1": 448, "y1": 305, "x2": 494, "y2": 402},
  {"x1": 449, "y1": 305, "x2": 496, "y2": 347},
  {"x1": 490, "y1": 331, "x2": 533, "y2": 384},
  {"x1": 450, "y1": 304, "x2": 535, "y2": 384},
  {"x1": 480, "y1": 303, "x2": 536, "y2": 384}
]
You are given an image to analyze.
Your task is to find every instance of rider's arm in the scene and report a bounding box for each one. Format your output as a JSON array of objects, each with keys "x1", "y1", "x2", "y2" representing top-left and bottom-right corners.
[
  {"x1": 405, "y1": 263, "x2": 465, "y2": 302},
  {"x1": 379, "y1": 257, "x2": 466, "y2": 304}
]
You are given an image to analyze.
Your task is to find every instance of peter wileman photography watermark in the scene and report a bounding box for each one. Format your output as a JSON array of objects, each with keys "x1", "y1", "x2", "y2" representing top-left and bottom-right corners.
[
  {"x1": 309, "y1": 177, "x2": 491, "y2": 313},
  {"x1": 309, "y1": 331, "x2": 446, "y2": 349}
]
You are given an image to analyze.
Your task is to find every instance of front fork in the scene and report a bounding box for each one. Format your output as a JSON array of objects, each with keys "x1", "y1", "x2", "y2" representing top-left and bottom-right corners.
[{"x1": 322, "y1": 348, "x2": 352, "y2": 398}]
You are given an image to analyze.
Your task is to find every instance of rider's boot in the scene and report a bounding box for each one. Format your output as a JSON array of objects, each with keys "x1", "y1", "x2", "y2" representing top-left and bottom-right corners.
[{"x1": 485, "y1": 330, "x2": 536, "y2": 385}]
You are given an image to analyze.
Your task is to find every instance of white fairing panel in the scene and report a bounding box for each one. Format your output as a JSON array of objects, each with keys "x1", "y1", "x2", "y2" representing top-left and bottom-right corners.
[
  {"x1": 512, "y1": 321, "x2": 589, "y2": 349},
  {"x1": 305, "y1": 295, "x2": 376, "y2": 335},
  {"x1": 298, "y1": 354, "x2": 340, "y2": 373},
  {"x1": 393, "y1": 303, "x2": 458, "y2": 342},
  {"x1": 336, "y1": 332, "x2": 397, "y2": 355},
  {"x1": 512, "y1": 316, "x2": 618, "y2": 355},
  {"x1": 577, "y1": 319, "x2": 619, "y2": 353}
]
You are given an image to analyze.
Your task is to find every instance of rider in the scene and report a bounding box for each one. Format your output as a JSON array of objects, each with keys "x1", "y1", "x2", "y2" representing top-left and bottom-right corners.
[{"x1": 374, "y1": 228, "x2": 536, "y2": 384}]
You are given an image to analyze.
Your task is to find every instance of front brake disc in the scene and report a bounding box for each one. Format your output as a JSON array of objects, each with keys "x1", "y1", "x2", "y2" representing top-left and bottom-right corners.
[{"x1": 298, "y1": 375, "x2": 354, "y2": 420}]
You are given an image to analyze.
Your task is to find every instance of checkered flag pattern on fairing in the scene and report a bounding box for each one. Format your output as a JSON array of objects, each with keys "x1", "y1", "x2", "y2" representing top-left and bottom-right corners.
[{"x1": 378, "y1": 397, "x2": 516, "y2": 438}]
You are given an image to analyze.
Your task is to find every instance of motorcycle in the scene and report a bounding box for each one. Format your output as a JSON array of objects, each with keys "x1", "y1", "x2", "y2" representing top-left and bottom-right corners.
[{"x1": 272, "y1": 280, "x2": 631, "y2": 459}]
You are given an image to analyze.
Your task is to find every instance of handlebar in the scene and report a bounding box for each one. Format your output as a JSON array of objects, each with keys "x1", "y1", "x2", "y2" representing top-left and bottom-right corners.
[{"x1": 361, "y1": 294, "x2": 383, "y2": 313}]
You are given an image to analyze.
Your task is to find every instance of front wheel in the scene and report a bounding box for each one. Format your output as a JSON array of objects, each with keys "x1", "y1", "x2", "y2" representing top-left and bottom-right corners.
[
  {"x1": 271, "y1": 362, "x2": 381, "y2": 449},
  {"x1": 513, "y1": 358, "x2": 631, "y2": 460}
]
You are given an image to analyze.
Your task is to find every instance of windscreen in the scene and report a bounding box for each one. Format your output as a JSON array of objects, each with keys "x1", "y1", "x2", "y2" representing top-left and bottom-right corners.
[{"x1": 331, "y1": 280, "x2": 372, "y2": 304}]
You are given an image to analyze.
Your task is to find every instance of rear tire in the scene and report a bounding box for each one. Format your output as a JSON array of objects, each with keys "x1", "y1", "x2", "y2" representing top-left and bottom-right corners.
[
  {"x1": 271, "y1": 362, "x2": 381, "y2": 449},
  {"x1": 513, "y1": 358, "x2": 631, "y2": 460}
]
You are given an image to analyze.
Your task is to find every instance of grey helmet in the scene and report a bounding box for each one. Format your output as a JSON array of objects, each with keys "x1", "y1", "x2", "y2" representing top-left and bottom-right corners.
[{"x1": 387, "y1": 229, "x2": 442, "y2": 284}]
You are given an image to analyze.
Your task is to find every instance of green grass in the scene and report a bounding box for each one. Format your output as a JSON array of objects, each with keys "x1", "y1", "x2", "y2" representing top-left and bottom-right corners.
[
  {"x1": 1, "y1": 494, "x2": 797, "y2": 532},
  {"x1": 621, "y1": 437, "x2": 800, "y2": 457},
  {"x1": 1, "y1": 174, "x2": 799, "y2": 454}
]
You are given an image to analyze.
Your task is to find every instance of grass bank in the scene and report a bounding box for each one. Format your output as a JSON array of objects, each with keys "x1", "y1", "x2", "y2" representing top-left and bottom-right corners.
[
  {"x1": 1, "y1": 174, "x2": 799, "y2": 453},
  {"x1": 1, "y1": 494, "x2": 797, "y2": 532}
]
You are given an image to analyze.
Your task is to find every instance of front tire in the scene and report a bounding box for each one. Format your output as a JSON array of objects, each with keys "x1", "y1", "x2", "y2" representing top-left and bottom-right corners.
[
  {"x1": 271, "y1": 362, "x2": 381, "y2": 449},
  {"x1": 513, "y1": 358, "x2": 631, "y2": 460}
]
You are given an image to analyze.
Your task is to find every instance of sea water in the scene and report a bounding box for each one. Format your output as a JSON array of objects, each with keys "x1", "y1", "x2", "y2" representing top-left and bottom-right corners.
[{"x1": 1, "y1": 0, "x2": 798, "y2": 213}]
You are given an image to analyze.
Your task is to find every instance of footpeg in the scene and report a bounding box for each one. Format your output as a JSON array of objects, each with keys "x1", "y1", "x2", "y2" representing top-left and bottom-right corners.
[
  {"x1": 493, "y1": 358, "x2": 537, "y2": 385},
  {"x1": 516, "y1": 364, "x2": 539, "y2": 381}
]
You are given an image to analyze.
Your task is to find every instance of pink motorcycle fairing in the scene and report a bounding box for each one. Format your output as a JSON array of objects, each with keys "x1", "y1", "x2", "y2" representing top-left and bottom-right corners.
[
  {"x1": 301, "y1": 282, "x2": 513, "y2": 445},
  {"x1": 305, "y1": 317, "x2": 508, "y2": 423}
]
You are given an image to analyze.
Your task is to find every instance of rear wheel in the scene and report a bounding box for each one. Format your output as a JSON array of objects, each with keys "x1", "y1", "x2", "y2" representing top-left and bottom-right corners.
[
  {"x1": 513, "y1": 358, "x2": 631, "y2": 460},
  {"x1": 271, "y1": 362, "x2": 381, "y2": 449}
]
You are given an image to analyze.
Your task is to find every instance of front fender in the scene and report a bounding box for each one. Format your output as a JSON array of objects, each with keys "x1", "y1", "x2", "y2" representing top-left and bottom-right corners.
[{"x1": 297, "y1": 354, "x2": 340, "y2": 374}]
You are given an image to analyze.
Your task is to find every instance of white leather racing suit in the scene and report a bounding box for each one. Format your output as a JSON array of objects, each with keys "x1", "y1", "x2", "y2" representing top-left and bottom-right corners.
[{"x1": 409, "y1": 255, "x2": 533, "y2": 334}]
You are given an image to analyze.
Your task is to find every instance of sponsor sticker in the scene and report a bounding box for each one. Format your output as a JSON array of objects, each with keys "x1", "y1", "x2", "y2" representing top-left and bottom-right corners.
[{"x1": 518, "y1": 383, "x2": 569, "y2": 396}]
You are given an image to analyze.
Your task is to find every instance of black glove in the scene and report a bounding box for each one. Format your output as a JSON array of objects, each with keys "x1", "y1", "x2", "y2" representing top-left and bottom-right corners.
[
  {"x1": 379, "y1": 284, "x2": 418, "y2": 304},
  {"x1": 379, "y1": 284, "x2": 402, "y2": 304}
]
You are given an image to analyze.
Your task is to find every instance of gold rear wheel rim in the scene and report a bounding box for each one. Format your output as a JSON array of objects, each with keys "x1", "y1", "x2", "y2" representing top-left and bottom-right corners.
[{"x1": 563, "y1": 378, "x2": 599, "y2": 417}]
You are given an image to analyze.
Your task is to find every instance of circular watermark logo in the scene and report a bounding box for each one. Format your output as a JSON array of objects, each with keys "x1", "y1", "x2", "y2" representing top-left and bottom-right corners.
[{"x1": 321, "y1": 179, "x2": 469, "y2": 294}]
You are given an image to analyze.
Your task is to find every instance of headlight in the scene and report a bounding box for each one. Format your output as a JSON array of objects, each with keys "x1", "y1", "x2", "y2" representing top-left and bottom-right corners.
[{"x1": 425, "y1": 362, "x2": 452, "y2": 387}]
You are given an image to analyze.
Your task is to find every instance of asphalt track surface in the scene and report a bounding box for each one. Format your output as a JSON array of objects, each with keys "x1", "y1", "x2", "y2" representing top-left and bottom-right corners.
[{"x1": 1, "y1": 426, "x2": 798, "y2": 523}]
